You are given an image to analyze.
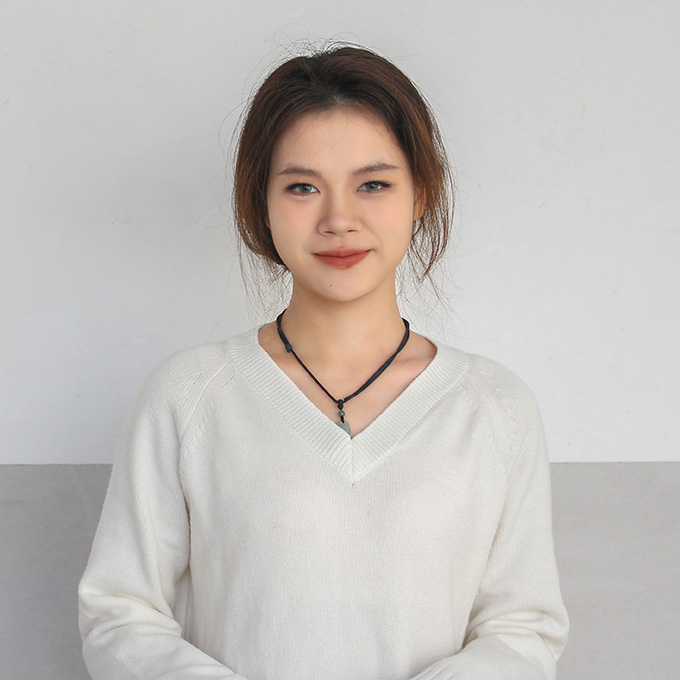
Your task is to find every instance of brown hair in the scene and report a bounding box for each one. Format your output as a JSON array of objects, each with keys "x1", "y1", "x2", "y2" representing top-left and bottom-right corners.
[{"x1": 233, "y1": 45, "x2": 453, "y2": 282}]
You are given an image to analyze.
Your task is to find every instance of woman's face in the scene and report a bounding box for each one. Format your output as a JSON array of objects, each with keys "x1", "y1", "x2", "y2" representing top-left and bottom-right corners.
[{"x1": 266, "y1": 107, "x2": 421, "y2": 306}]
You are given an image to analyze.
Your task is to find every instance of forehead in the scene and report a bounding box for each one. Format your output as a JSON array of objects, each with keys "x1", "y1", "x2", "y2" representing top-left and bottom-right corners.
[{"x1": 270, "y1": 107, "x2": 405, "y2": 169}]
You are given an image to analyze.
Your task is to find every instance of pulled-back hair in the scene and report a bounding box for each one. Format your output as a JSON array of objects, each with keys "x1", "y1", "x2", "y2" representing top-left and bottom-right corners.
[{"x1": 233, "y1": 45, "x2": 453, "y2": 283}]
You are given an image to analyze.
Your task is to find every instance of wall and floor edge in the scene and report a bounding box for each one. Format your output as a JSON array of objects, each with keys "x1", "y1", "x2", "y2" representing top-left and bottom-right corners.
[{"x1": 2, "y1": 463, "x2": 679, "y2": 679}]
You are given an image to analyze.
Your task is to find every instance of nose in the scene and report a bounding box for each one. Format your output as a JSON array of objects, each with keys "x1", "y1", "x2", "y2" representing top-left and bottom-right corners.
[{"x1": 318, "y1": 191, "x2": 360, "y2": 236}]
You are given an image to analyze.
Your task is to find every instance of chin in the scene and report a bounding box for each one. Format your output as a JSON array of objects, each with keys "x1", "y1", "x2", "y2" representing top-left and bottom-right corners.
[{"x1": 311, "y1": 284, "x2": 388, "y2": 306}]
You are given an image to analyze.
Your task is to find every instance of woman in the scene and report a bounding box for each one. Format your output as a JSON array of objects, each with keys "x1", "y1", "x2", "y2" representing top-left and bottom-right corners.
[{"x1": 79, "y1": 46, "x2": 568, "y2": 680}]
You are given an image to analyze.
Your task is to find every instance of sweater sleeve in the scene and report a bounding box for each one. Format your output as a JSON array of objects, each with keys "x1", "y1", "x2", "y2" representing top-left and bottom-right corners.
[
  {"x1": 78, "y1": 359, "x2": 247, "y2": 680},
  {"x1": 410, "y1": 378, "x2": 569, "y2": 680}
]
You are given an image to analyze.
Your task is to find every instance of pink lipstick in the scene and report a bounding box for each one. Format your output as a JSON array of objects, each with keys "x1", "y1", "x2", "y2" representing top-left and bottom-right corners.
[{"x1": 313, "y1": 249, "x2": 370, "y2": 269}]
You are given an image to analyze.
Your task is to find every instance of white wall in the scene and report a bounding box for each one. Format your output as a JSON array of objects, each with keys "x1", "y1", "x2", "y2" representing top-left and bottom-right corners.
[{"x1": 2, "y1": 0, "x2": 678, "y2": 464}]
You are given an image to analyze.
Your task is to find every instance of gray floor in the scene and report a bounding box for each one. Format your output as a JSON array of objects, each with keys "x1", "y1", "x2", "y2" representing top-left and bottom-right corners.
[{"x1": 2, "y1": 463, "x2": 679, "y2": 679}]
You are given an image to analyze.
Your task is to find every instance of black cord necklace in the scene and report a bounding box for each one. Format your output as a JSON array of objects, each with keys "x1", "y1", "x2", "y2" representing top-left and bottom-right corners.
[{"x1": 276, "y1": 310, "x2": 410, "y2": 436}]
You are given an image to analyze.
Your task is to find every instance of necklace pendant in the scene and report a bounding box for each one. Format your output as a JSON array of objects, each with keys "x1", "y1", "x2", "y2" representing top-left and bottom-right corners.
[
  {"x1": 275, "y1": 311, "x2": 410, "y2": 443},
  {"x1": 338, "y1": 419, "x2": 351, "y2": 435}
]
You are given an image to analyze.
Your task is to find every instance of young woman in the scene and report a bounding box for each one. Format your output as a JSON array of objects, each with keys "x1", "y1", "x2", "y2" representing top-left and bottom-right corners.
[{"x1": 79, "y1": 46, "x2": 568, "y2": 680}]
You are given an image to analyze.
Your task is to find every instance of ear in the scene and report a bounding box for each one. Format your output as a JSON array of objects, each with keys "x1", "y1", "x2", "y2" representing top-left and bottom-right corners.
[{"x1": 412, "y1": 188, "x2": 426, "y2": 222}]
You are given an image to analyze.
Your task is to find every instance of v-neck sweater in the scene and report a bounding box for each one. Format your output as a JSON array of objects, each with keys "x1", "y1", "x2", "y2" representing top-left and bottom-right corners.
[{"x1": 79, "y1": 327, "x2": 569, "y2": 680}]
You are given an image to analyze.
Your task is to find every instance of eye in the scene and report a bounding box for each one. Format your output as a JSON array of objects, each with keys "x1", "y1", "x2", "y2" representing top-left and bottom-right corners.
[
  {"x1": 359, "y1": 180, "x2": 391, "y2": 193},
  {"x1": 286, "y1": 183, "x2": 318, "y2": 195}
]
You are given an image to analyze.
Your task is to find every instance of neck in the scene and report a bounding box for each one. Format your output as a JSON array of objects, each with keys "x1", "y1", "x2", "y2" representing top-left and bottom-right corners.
[{"x1": 279, "y1": 289, "x2": 408, "y2": 372}]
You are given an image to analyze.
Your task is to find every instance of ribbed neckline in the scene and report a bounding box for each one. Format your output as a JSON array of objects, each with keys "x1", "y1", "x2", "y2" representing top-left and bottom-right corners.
[{"x1": 227, "y1": 326, "x2": 469, "y2": 484}]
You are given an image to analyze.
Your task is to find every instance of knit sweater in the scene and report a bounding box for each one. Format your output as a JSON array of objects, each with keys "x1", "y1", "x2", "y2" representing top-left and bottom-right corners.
[{"x1": 78, "y1": 327, "x2": 569, "y2": 680}]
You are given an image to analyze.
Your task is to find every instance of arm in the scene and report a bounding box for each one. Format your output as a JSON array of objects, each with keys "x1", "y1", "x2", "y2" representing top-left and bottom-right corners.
[
  {"x1": 78, "y1": 361, "x2": 247, "y2": 680},
  {"x1": 411, "y1": 386, "x2": 569, "y2": 680}
]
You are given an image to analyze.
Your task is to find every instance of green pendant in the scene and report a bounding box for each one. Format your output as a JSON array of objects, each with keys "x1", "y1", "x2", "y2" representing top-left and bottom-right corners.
[{"x1": 338, "y1": 419, "x2": 351, "y2": 435}]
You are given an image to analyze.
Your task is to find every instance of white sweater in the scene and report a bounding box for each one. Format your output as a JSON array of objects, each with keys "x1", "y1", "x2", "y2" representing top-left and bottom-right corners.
[{"x1": 78, "y1": 327, "x2": 569, "y2": 680}]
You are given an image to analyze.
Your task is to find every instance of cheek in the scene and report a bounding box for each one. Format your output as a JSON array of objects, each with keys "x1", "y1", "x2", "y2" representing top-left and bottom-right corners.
[
  {"x1": 266, "y1": 197, "x2": 291, "y2": 240},
  {"x1": 268, "y1": 221, "x2": 292, "y2": 262},
  {"x1": 267, "y1": 206, "x2": 310, "y2": 269},
  {"x1": 375, "y1": 201, "x2": 416, "y2": 248},
  {"x1": 269, "y1": 199, "x2": 320, "y2": 242}
]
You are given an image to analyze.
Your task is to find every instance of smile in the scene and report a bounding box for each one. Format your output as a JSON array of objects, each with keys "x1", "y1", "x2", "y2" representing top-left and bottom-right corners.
[{"x1": 313, "y1": 249, "x2": 370, "y2": 269}]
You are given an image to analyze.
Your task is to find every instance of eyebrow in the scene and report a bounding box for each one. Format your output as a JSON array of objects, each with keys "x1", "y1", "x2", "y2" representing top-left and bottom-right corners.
[
  {"x1": 276, "y1": 161, "x2": 400, "y2": 177},
  {"x1": 354, "y1": 162, "x2": 400, "y2": 175}
]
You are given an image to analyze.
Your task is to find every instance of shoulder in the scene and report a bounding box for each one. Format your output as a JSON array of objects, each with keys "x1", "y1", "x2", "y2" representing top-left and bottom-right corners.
[
  {"x1": 131, "y1": 330, "x2": 253, "y2": 437},
  {"x1": 434, "y1": 342, "x2": 544, "y2": 458},
  {"x1": 462, "y1": 352, "x2": 539, "y2": 414},
  {"x1": 141, "y1": 340, "x2": 235, "y2": 398},
  {"x1": 433, "y1": 341, "x2": 536, "y2": 405}
]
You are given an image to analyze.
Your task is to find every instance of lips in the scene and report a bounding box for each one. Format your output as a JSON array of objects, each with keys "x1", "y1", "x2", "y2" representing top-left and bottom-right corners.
[{"x1": 313, "y1": 248, "x2": 370, "y2": 269}]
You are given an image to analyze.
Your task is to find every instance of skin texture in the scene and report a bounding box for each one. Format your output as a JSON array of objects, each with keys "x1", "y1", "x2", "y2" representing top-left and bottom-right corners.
[{"x1": 259, "y1": 107, "x2": 436, "y2": 436}]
